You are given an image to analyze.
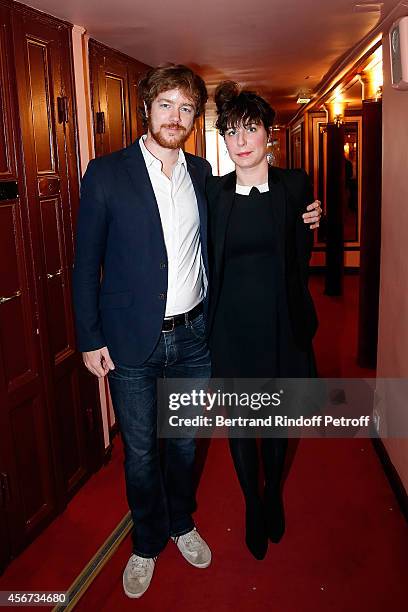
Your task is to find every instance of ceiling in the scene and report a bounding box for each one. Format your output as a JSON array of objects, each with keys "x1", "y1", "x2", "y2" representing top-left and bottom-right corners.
[{"x1": 24, "y1": 0, "x2": 401, "y2": 124}]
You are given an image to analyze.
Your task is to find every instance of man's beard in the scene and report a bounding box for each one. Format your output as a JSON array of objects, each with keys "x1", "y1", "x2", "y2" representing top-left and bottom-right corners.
[{"x1": 148, "y1": 118, "x2": 192, "y2": 149}]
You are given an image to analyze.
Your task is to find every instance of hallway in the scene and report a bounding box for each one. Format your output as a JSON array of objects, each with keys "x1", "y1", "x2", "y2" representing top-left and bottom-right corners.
[{"x1": 1, "y1": 0, "x2": 408, "y2": 607}]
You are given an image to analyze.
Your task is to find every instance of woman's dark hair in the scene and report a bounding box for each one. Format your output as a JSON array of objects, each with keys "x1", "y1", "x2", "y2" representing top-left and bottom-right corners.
[
  {"x1": 214, "y1": 81, "x2": 275, "y2": 136},
  {"x1": 138, "y1": 64, "x2": 208, "y2": 125}
]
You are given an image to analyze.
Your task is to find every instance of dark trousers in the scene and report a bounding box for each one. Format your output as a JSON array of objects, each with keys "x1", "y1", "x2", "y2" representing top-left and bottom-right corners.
[{"x1": 108, "y1": 312, "x2": 211, "y2": 558}]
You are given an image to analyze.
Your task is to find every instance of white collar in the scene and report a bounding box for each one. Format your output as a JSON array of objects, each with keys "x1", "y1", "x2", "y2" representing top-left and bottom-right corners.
[
  {"x1": 139, "y1": 134, "x2": 186, "y2": 169},
  {"x1": 235, "y1": 181, "x2": 269, "y2": 195}
]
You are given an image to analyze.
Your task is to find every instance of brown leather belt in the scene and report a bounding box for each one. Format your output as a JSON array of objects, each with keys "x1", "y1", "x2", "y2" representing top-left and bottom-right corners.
[{"x1": 162, "y1": 302, "x2": 203, "y2": 333}]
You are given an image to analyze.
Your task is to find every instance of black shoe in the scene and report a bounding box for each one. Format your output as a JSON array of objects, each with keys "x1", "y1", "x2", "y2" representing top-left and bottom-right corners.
[
  {"x1": 245, "y1": 500, "x2": 268, "y2": 560},
  {"x1": 264, "y1": 488, "x2": 285, "y2": 543}
]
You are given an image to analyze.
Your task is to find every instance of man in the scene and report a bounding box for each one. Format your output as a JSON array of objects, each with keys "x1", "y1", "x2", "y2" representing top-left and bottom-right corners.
[{"x1": 73, "y1": 64, "x2": 321, "y2": 598}]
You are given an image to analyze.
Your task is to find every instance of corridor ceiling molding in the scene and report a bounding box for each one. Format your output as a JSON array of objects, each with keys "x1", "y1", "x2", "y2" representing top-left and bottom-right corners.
[{"x1": 24, "y1": 0, "x2": 402, "y2": 124}]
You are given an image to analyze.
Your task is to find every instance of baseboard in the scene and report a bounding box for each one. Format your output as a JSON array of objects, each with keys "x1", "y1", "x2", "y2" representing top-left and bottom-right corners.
[
  {"x1": 52, "y1": 512, "x2": 132, "y2": 611},
  {"x1": 371, "y1": 436, "x2": 408, "y2": 523},
  {"x1": 310, "y1": 267, "x2": 360, "y2": 275}
]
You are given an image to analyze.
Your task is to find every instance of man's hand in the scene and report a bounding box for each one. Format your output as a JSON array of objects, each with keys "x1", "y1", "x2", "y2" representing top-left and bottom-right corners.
[
  {"x1": 83, "y1": 346, "x2": 115, "y2": 378},
  {"x1": 302, "y1": 199, "x2": 322, "y2": 230}
]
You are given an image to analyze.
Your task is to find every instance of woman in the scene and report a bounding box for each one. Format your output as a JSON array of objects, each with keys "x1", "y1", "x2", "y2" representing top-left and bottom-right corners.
[{"x1": 206, "y1": 82, "x2": 320, "y2": 560}]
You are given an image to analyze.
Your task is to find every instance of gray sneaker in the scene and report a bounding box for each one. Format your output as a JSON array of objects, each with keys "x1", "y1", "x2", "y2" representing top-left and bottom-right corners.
[
  {"x1": 122, "y1": 554, "x2": 155, "y2": 598},
  {"x1": 172, "y1": 528, "x2": 211, "y2": 568}
]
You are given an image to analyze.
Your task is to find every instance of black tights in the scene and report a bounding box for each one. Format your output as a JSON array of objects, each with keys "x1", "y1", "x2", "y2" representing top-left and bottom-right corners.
[{"x1": 228, "y1": 437, "x2": 288, "y2": 503}]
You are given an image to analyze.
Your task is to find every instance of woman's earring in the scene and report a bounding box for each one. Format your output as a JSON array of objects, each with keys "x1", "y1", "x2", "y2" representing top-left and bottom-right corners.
[{"x1": 266, "y1": 140, "x2": 274, "y2": 165}]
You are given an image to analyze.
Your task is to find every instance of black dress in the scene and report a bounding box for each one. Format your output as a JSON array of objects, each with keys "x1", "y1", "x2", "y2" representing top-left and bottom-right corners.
[
  {"x1": 207, "y1": 172, "x2": 318, "y2": 558},
  {"x1": 211, "y1": 187, "x2": 315, "y2": 379}
]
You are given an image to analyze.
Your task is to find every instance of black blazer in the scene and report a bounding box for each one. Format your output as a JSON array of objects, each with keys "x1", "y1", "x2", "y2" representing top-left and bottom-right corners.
[
  {"x1": 206, "y1": 166, "x2": 318, "y2": 350},
  {"x1": 72, "y1": 138, "x2": 211, "y2": 365}
]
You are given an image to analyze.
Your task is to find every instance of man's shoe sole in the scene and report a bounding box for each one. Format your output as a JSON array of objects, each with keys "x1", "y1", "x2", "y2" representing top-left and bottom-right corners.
[{"x1": 179, "y1": 554, "x2": 211, "y2": 569}]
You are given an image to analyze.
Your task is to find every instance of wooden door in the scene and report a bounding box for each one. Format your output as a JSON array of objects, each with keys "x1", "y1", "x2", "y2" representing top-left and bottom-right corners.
[
  {"x1": 89, "y1": 40, "x2": 149, "y2": 157},
  {"x1": 0, "y1": 2, "x2": 57, "y2": 554},
  {"x1": 11, "y1": 7, "x2": 103, "y2": 503},
  {"x1": 90, "y1": 44, "x2": 130, "y2": 156}
]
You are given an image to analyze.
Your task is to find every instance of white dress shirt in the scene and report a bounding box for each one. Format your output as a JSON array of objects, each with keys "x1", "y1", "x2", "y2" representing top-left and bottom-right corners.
[{"x1": 139, "y1": 136, "x2": 207, "y2": 317}]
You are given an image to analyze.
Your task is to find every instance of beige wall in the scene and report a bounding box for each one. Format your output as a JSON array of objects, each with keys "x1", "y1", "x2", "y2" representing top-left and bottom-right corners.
[
  {"x1": 72, "y1": 27, "x2": 114, "y2": 450},
  {"x1": 377, "y1": 19, "x2": 408, "y2": 491}
]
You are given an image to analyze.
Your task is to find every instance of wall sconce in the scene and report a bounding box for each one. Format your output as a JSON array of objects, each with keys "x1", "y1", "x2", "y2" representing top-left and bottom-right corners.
[
  {"x1": 324, "y1": 96, "x2": 345, "y2": 126},
  {"x1": 358, "y1": 45, "x2": 383, "y2": 101}
]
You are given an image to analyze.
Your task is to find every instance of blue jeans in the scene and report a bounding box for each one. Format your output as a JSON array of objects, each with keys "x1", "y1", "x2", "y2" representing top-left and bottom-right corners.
[{"x1": 108, "y1": 312, "x2": 211, "y2": 558}]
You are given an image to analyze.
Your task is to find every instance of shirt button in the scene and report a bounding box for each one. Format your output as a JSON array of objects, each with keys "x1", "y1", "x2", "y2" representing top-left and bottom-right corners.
[
  {"x1": 159, "y1": 293, "x2": 165, "y2": 300},
  {"x1": 160, "y1": 263, "x2": 166, "y2": 269}
]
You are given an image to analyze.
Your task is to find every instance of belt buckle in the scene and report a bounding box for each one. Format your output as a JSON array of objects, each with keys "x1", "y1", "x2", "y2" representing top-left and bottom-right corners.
[{"x1": 163, "y1": 316, "x2": 175, "y2": 333}]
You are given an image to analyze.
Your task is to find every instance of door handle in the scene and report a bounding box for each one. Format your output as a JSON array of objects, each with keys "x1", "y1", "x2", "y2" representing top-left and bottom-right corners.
[
  {"x1": 96, "y1": 111, "x2": 105, "y2": 134},
  {"x1": 0, "y1": 290, "x2": 21, "y2": 305}
]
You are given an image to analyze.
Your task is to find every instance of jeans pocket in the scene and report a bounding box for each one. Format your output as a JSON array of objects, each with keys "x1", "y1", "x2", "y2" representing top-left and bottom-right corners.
[{"x1": 189, "y1": 314, "x2": 206, "y2": 341}]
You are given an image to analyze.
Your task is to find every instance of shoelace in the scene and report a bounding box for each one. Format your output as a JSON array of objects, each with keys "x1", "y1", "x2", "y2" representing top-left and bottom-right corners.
[
  {"x1": 181, "y1": 530, "x2": 202, "y2": 551},
  {"x1": 129, "y1": 555, "x2": 152, "y2": 577}
]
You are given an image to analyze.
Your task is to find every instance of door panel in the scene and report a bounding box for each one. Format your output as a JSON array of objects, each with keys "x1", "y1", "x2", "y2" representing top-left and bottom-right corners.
[
  {"x1": 26, "y1": 40, "x2": 57, "y2": 173},
  {"x1": 0, "y1": 24, "x2": 17, "y2": 179},
  {"x1": 38, "y1": 196, "x2": 70, "y2": 357},
  {"x1": 89, "y1": 40, "x2": 150, "y2": 157},
  {"x1": 105, "y1": 73, "x2": 127, "y2": 152},
  {"x1": 10, "y1": 395, "x2": 54, "y2": 532},
  {"x1": 0, "y1": 450, "x2": 11, "y2": 573}
]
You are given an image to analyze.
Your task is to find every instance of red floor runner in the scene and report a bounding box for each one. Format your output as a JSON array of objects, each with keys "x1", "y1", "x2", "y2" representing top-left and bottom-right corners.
[
  {"x1": 75, "y1": 437, "x2": 407, "y2": 612},
  {"x1": 1, "y1": 274, "x2": 407, "y2": 611}
]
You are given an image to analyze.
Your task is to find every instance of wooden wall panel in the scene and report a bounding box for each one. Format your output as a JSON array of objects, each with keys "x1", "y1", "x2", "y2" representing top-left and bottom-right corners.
[{"x1": 0, "y1": 23, "x2": 16, "y2": 179}]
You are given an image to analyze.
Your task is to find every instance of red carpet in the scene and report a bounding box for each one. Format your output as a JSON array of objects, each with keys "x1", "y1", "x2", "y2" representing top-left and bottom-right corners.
[
  {"x1": 74, "y1": 436, "x2": 407, "y2": 612},
  {"x1": 1, "y1": 274, "x2": 407, "y2": 611},
  {"x1": 311, "y1": 274, "x2": 375, "y2": 378}
]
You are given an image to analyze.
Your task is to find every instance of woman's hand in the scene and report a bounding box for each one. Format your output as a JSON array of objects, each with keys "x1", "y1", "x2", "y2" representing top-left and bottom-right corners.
[{"x1": 302, "y1": 200, "x2": 322, "y2": 230}]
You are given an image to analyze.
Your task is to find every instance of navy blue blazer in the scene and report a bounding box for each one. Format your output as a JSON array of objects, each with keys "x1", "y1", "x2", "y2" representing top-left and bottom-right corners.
[{"x1": 72, "y1": 138, "x2": 212, "y2": 365}]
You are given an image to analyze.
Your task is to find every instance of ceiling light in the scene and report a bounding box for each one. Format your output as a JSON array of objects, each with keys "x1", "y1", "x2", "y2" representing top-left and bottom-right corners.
[
  {"x1": 353, "y1": 3, "x2": 383, "y2": 13},
  {"x1": 297, "y1": 91, "x2": 311, "y2": 104}
]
